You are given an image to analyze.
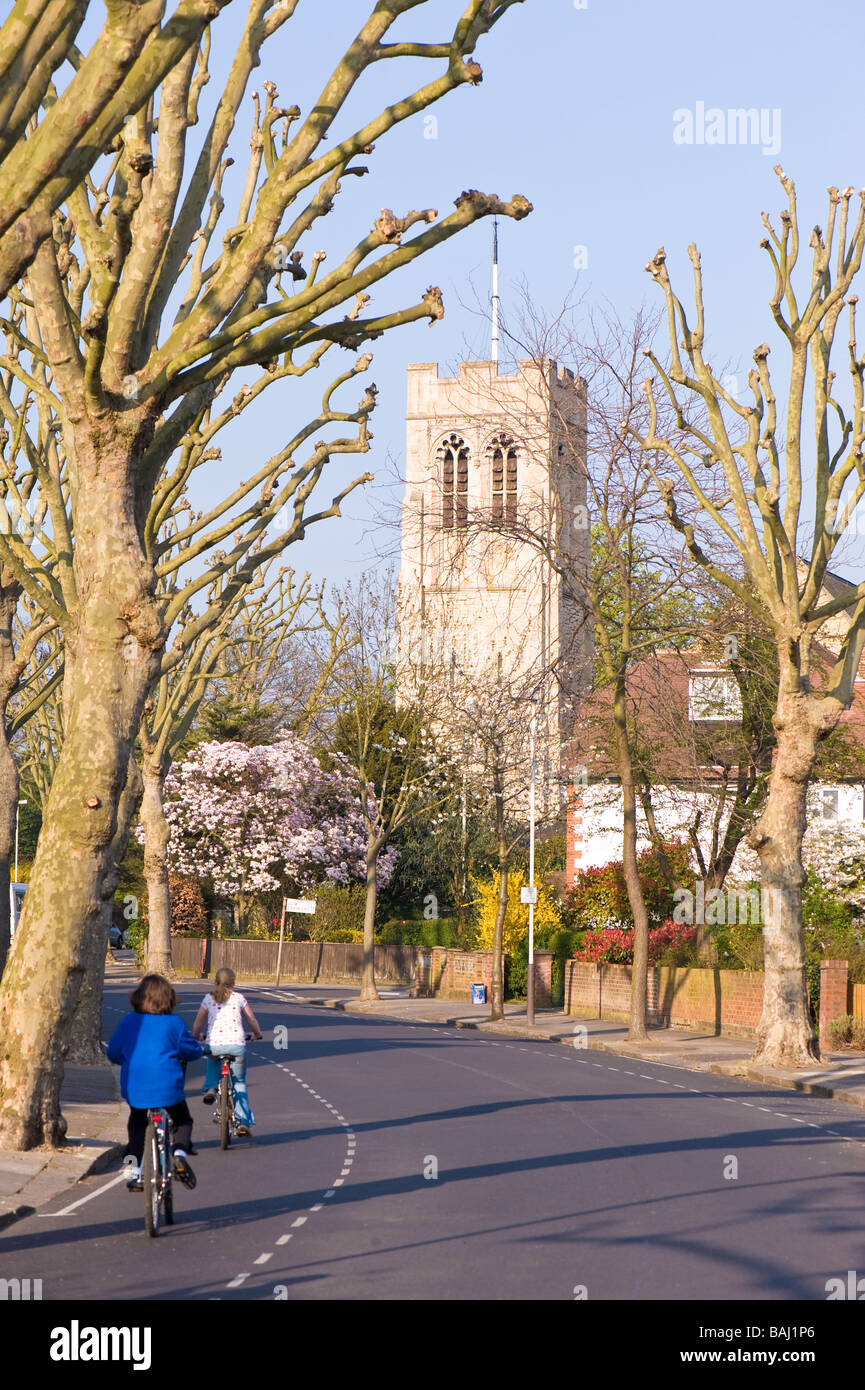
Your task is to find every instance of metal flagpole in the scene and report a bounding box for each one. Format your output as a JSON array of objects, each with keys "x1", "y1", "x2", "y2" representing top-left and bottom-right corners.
[{"x1": 491, "y1": 218, "x2": 500, "y2": 368}]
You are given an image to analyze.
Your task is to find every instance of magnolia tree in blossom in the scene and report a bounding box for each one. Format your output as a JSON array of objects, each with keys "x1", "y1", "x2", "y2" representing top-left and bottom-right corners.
[{"x1": 153, "y1": 733, "x2": 396, "y2": 927}]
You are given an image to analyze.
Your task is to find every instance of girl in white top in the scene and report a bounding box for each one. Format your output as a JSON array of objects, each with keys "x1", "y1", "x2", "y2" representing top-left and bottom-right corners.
[{"x1": 193, "y1": 968, "x2": 262, "y2": 1134}]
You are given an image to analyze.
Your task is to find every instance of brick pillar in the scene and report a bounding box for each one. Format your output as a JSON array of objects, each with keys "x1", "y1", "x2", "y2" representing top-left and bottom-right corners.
[
  {"x1": 532, "y1": 950, "x2": 553, "y2": 1009},
  {"x1": 820, "y1": 959, "x2": 849, "y2": 1047},
  {"x1": 411, "y1": 948, "x2": 432, "y2": 998}
]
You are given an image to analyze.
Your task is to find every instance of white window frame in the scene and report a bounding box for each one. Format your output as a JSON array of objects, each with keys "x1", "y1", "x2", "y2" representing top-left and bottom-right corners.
[{"x1": 688, "y1": 669, "x2": 743, "y2": 722}]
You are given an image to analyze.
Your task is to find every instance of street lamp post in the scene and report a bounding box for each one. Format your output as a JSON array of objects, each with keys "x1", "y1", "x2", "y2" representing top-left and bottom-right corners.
[
  {"x1": 527, "y1": 702, "x2": 537, "y2": 1027},
  {"x1": 14, "y1": 798, "x2": 27, "y2": 884}
]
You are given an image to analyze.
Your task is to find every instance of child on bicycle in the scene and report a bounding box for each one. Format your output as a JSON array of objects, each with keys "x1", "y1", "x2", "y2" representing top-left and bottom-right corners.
[
  {"x1": 192, "y1": 967, "x2": 262, "y2": 1137},
  {"x1": 107, "y1": 973, "x2": 202, "y2": 1190}
]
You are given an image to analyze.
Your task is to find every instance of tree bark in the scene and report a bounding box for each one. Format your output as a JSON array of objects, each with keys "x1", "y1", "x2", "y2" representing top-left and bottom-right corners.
[
  {"x1": 0, "y1": 436, "x2": 163, "y2": 1149},
  {"x1": 0, "y1": 716, "x2": 18, "y2": 980},
  {"x1": 0, "y1": 583, "x2": 21, "y2": 978},
  {"x1": 360, "y1": 832, "x2": 380, "y2": 1001},
  {"x1": 67, "y1": 753, "x2": 143, "y2": 1065},
  {"x1": 488, "y1": 775, "x2": 507, "y2": 1023},
  {"x1": 749, "y1": 691, "x2": 827, "y2": 1068},
  {"x1": 142, "y1": 754, "x2": 175, "y2": 978},
  {"x1": 614, "y1": 674, "x2": 650, "y2": 1041}
]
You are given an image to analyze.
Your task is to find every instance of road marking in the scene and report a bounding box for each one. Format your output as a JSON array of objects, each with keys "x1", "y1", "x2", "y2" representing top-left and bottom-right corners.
[
  {"x1": 227, "y1": 1273, "x2": 249, "y2": 1288},
  {"x1": 254, "y1": 1253, "x2": 272, "y2": 1265},
  {"x1": 333, "y1": 1178, "x2": 344, "y2": 1186},
  {"x1": 41, "y1": 1171, "x2": 128, "y2": 1216},
  {"x1": 324, "y1": 1189, "x2": 336, "y2": 1198},
  {"x1": 276, "y1": 1235, "x2": 293, "y2": 1245},
  {"x1": 310, "y1": 1203, "x2": 322, "y2": 1211},
  {"x1": 292, "y1": 1215, "x2": 307, "y2": 1227}
]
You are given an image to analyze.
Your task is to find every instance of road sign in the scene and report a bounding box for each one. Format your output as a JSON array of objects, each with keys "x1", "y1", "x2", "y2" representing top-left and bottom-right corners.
[
  {"x1": 520, "y1": 886, "x2": 537, "y2": 905},
  {"x1": 283, "y1": 897, "x2": 317, "y2": 914}
]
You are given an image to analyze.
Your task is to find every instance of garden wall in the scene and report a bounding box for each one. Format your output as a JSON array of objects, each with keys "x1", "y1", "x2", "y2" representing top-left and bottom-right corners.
[
  {"x1": 171, "y1": 936, "x2": 419, "y2": 985},
  {"x1": 564, "y1": 960, "x2": 764, "y2": 1038},
  {"x1": 412, "y1": 948, "x2": 505, "y2": 1001}
]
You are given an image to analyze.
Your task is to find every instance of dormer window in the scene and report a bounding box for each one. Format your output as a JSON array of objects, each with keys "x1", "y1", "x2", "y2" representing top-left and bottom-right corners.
[
  {"x1": 439, "y1": 434, "x2": 469, "y2": 531},
  {"x1": 490, "y1": 435, "x2": 517, "y2": 524},
  {"x1": 688, "y1": 669, "x2": 742, "y2": 722}
]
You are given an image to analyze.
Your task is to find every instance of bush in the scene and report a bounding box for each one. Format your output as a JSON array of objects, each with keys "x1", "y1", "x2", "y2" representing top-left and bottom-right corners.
[
  {"x1": 308, "y1": 882, "x2": 366, "y2": 940},
  {"x1": 573, "y1": 920, "x2": 699, "y2": 966},
  {"x1": 123, "y1": 918, "x2": 148, "y2": 964},
  {"x1": 474, "y1": 869, "x2": 562, "y2": 957},
  {"x1": 562, "y1": 842, "x2": 693, "y2": 931},
  {"x1": 827, "y1": 1015, "x2": 865, "y2": 1050},
  {"x1": 169, "y1": 874, "x2": 208, "y2": 936},
  {"x1": 376, "y1": 918, "x2": 459, "y2": 947}
]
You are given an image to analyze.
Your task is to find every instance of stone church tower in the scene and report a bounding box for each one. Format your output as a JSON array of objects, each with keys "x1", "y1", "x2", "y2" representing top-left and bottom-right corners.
[{"x1": 397, "y1": 356, "x2": 589, "y2": 816}]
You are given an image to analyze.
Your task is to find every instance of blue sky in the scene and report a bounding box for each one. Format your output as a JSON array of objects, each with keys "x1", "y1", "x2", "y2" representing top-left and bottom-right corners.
[{"x1": 98, "y1": 0, "x2": 865, "y2": 587}]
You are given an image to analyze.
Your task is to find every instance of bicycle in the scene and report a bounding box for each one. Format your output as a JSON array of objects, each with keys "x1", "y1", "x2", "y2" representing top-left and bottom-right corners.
[
  {"x1": 204, "y1": 1034, "x2": 254, "y2": 1150},
  {"x1": 141, "y1": 1107, "x2": 175, "y2": 1237}
]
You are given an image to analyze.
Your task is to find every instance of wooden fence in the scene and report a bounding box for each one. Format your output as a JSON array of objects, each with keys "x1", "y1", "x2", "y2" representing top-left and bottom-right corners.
[
  {"x1": 170, "y1": 935, "x2": 419, "y2": 985},
  {"x1": 851, "y1": 982, "x2": 865, "y2": 1017}
]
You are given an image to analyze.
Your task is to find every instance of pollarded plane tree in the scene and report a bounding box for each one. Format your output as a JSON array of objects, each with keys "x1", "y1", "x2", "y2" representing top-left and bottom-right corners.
[
  {"x1": 636, "y1": 169, "x2": 865, "y2": 1066},
  {"x1": 0, "y1": 0, "x2": 532, "y2": 1148},
  {"x1": 0, "y1": 0, "x2": 241, "y2": 298}
]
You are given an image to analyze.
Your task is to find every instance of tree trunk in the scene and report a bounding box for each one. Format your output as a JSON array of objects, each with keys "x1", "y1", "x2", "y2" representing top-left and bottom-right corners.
[
  {"x1": 613, "y1": 674, "x2": 650, "y2": 1040},
  {"x1": 67, "y1": 754, "x2": 143, "y2": 1064},
  {"x1": 360, "y1": 833, "x2": 380, "y2": 1001},
  {"x1": 489, "y1": 852, "x2": 508, "y2": 1022},
  {"x1": 142, "y1": 755, "x2": 175, "y2": 978},
  {"x1": 749, "y1": 694, "x2": 826, "y2": 1068},
  {"x1": 0, "y1": 438, "x2": 163, "y2": 1149},
  {"x1": 0, "y1": 583, "x2": 21, "y2": 978},
  {"x1": 488, "y1": 780, "x2": 507, "y2": 1023},
  {"x1": 0, "y1": 719, "x2": 18, "y2": 980}
]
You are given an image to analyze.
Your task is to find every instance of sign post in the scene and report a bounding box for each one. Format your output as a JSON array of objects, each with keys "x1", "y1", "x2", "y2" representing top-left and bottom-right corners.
[
  {"x1": 276, "y1": 898, "x2": 316, "y2": 987},
  {"x1": 275, "y1": 897, "x2": 287, "y2": 987}
]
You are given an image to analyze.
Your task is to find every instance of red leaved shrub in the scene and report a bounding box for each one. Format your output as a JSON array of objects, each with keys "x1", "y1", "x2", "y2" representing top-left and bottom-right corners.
[{"x1": 574, "y1": 920, "x2": 698, "y2": 966}]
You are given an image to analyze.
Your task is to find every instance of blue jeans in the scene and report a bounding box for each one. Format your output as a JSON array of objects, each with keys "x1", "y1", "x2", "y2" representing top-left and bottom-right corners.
[{"x1": 204, "y1": 1045, "x2": 255, "y2": 1127}]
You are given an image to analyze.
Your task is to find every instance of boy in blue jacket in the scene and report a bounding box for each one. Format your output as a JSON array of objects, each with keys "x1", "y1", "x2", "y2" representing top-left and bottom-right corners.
[{"x1": 107, "y1": 974, "x2": 203, "y2": 1190}]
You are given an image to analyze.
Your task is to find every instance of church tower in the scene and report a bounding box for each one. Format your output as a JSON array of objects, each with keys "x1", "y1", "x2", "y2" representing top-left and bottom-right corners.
[{"x1": 397, "y1": 355, "x2": 589, "y2": 817}]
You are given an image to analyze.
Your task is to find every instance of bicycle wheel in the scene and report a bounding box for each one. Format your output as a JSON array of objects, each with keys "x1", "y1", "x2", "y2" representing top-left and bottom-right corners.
[
  {"x1": 164, "y1": 1178, "x2": 174, "y2": 1225},
  {"x1": 142, "y1": 1122, "x2": 161, "y2": 1237},
  {"x1": 219, "y1": 1073, "x2": 231, "y2": 1149}
]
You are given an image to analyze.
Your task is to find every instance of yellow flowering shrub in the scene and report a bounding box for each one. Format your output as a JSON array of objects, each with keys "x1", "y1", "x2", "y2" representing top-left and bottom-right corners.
[{"x1": 474, "y1": 869, "x2": 562, "y2": 955}]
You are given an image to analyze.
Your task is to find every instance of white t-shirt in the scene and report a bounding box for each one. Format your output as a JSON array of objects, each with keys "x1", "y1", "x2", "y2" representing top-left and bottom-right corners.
[{"x1": 202, "y1": 991, "x2": 248, "y2": 1047}]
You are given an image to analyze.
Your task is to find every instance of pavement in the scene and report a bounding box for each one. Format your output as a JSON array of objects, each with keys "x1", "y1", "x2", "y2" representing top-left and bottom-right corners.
[
  {"x1": 0, "y1": 1063, "x2": 126, "y2": 1231},
  {"x1": 0, "y1": 953, "x2": 131, "y2": 1230},
  {"x1": 3, "y1": 961, "x2": 865, "y2": 1232}
]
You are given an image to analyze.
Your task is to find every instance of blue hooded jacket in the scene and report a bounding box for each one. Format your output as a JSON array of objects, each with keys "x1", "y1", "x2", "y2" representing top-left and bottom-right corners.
[{"x1": 106, "y1": 1011, "x2": 202, "y2": 1108}]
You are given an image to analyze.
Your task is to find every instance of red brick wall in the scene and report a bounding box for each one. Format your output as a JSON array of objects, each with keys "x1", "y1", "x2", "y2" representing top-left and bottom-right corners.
[
  {"x1": 564, "y1": 960, "x2": 764, "y2": 1038},
  {"x1": 423, "y1": 948, "x2": 505, "y2": 1001}
]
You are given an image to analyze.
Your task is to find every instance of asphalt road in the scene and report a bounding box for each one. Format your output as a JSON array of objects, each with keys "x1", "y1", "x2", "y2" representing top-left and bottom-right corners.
[{"x1": 4, "y1": 979, "x2": 865, "y2": 1301}]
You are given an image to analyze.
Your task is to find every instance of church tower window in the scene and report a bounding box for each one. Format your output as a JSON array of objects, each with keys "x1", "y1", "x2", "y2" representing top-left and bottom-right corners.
[
  {"x1": 490, "y1": 435, "x2": 518, "y2": 524},
  {"x1": 440, "y1": 433, "x2": 469, "y2": 530}
]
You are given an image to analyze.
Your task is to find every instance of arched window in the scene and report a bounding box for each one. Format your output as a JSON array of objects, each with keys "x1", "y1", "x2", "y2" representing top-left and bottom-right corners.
[
  {"x1": 439, "y1": 433, "x2": 469, "y2": 530},
  {"x1": 490, "y1": 435, "x2": 517, "y2": 524}
]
